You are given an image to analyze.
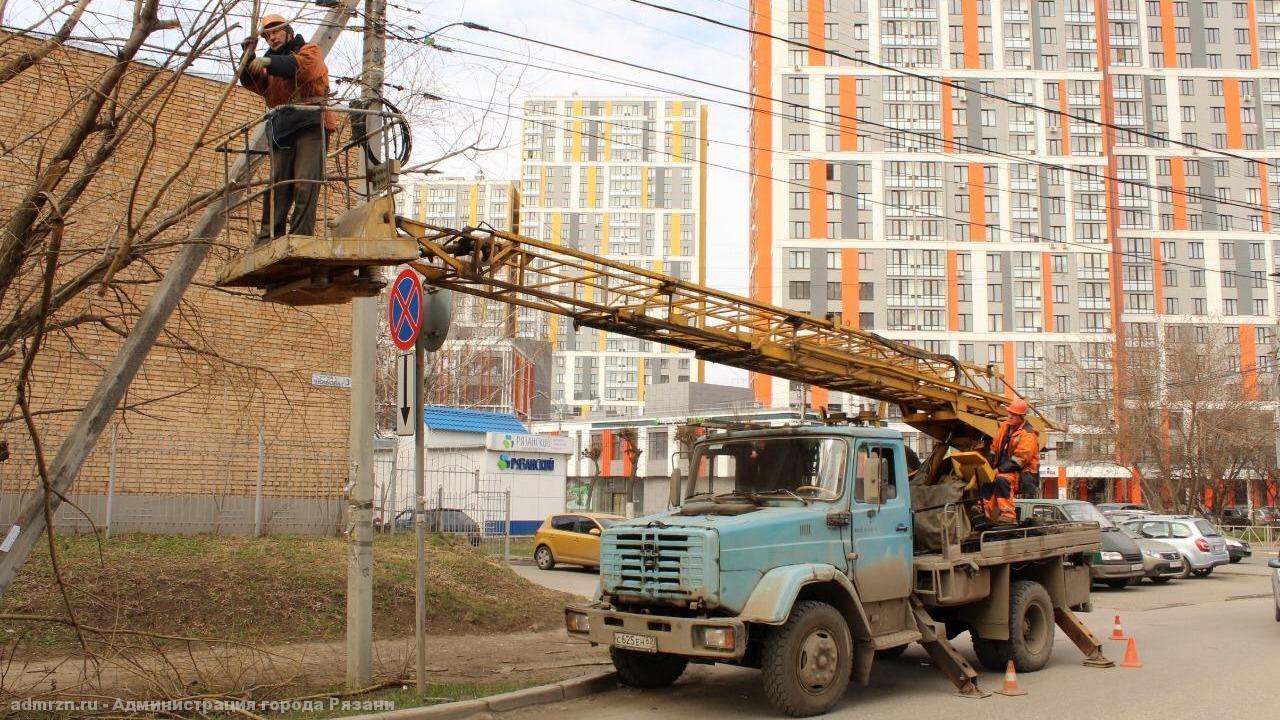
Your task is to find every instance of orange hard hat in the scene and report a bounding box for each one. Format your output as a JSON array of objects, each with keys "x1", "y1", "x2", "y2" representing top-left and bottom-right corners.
[
  {"x1": 1007, "y1": 398, "x2": 1029, "y2": 416},
  {"x1": 260, "y1": 14, "x2": 289, "y2": 35}
]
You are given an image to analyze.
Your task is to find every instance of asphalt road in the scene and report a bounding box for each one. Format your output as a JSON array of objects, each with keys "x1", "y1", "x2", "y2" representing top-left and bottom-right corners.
[
  {"x1": 511, "y1": 563, "x2": 601, "y2": 599},
  {"x1": 508, "y1": 554, "x2": 1280, "y2": 720}
]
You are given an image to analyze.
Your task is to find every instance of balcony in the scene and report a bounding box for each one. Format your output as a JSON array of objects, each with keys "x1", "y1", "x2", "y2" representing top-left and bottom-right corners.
[
  {"x1": 1068, "y1": 94, "x2": 1101, "y2": 106},
  {"x1": 1069, "y1": 122, "x2": 1103, "y2": 135},
  {"x1": 886, "y1": 264, "x2": 946, "y2": 277},
  {"x1": 882, "y1": 35, "x2": 940, "y2": 47},
  {"x1": 884, "y1": 118, "x2": 942, "y2": 131},
  {"x1": 1012, "y1": 207, "x2": 1039, "y2": 220},
  {"x1": 1110, "y1": 35, "x2": 1140, "y2": 47},
  {"x1": 1013, "y1": 296, "x2": 1044, "y2": 309},
  {"x1": 1262, "y1": 39, "x2": 1280, "y2": 50},
  {"x1": 1003, "y1": 9, "x2": 1030, "y2": 21},
  {"x1": 883, "y1": 91, "x2": 941, "y2": 102},
  {"x1": 1110, "y1": 9, "x2": 1138, "y2": 20},
  {"x1": 1011, "y1": 178, "x2": 1038, "y2": 190},
  {"x1": 1067, "y1": 39, "x2": 1099, "y2": 51},
  {"x1": 1078, "y1": 297, "x2": 1111, "y2": 309},
  {"x1": 1009, "y1": 120, "x2": 1037, "y2": 132},
  {"x1": 1077, "y1": 267, "x2": 1109, "y2": 280},
  {"x1": 1064, "y1": 11, "x2": 1096, "y2": 22},
  {"x1": 1005, "y1": 36, "x2": 1032, "y2": 50},
  {"x1": 887, "y1": 295, "x2": 947, "y2": 307},
  {"x1": 1113, "y1": 87, "x2": 1142, "y2": 100},
  {"x1": 1075, "y1": 209, "x2": 1107, "y2": 221},
  {"x1": 1122, "y1": 280, "x2": 1154, "y2": 292},
  {"x1": 1012, "y1": 265, "x2": 1042, "y2": 278},
  {"x1": 881, "y1": 7, "x2": 939, "y2": 18}
]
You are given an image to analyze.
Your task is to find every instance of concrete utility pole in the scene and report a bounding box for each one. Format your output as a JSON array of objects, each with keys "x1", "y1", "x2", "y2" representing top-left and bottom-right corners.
[
  {"x1": 0, "y1": 0, "x2": 359, "y2": 600},
  {"x1": 414, "y1": 331, "x2": 427, "y2": 693},
  {"x1": 347, "y1": 0, "x2": 386, "y2": 690}
]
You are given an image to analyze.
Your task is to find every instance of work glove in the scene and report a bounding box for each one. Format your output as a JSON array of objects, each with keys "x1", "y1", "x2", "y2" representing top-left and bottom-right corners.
[
  {"x1": 240, "y1": 36, "x2": 258, "y2": 52},
  {"x1": 996, "y1": 457, "x2": 1021, "y2": 473},
  {"x1": 249, "y1": 56, "x2": 272, "y2": 73}
]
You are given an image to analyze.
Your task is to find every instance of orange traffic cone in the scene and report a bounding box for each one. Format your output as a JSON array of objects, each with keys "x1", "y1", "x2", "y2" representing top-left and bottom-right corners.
[
  {"x1": 994, "y1": 660, "x2": 1027, "y2": 696},
  {"x1": 1120, "y1": 637, "x2": 1143, "y2": 668},
  {"x1": 1109, "y1": 614, "x2": 1126, "y2": 640}
]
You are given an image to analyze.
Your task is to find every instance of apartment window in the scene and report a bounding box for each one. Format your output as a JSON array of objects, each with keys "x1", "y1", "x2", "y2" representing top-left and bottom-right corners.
[
  {"x1": 1189, "y1": 241, "x2": 1204, "y2": 259},
  {"x1": 859, "y1": 282, "x2": 874, "y2": 300},
  {"x1": 789, "y1": 281, "x2": 811, "y2": 300},
  {"x1": 827, "y1": 282, "x2": 842, "y2": 300},
  {"x1": 788, "y1": 250, "x2": 811, "y2": 269}
]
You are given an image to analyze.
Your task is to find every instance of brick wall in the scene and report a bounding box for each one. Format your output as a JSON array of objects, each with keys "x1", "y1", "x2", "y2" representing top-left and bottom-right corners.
[{"x1": 0, "y1": 34, "x2": 356, "y2": 502}]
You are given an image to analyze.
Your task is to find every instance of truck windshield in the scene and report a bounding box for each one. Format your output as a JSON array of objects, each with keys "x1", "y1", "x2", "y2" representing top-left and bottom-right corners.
[{"x1": 685, "y1": 436, "x2": 847, "y2": 502}]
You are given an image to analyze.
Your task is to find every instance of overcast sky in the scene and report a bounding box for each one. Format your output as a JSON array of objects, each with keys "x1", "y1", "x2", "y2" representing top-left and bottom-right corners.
[
  {"x1": 13, "y1": 0, "x2": 753, "y2": 384},
  {"x1": 398, "y1": 0, "x2": 752, "y2": 385}
]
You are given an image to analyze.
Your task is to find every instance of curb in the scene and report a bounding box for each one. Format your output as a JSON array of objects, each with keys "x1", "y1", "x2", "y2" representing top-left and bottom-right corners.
[{"x1": 342, "y1": 671, "x2": 618, "y2": 720}]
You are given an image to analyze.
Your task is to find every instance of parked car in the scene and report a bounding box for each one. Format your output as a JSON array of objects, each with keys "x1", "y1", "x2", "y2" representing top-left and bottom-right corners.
[
  {"x1": 533, "y1": 512, "x2": 626, "y2": 570},
  {"x1": 1119, "y1": 516, "x2": 1230, "y2": 577},
  {"x1": 394, "y1": 508, "x2": 483, "y2": 546},
  {"x1": 1224, "y1": 536, "x2": 1251, "y2": 563},
  {"x1": 1118, "y1": 523, "x2": 1182, "y2": 583},
  {"x1": 1218, "y1": 505, "x2": 1251, "y2": 525},
  {"x1": 1015, "y1": 499, "x2": 1146, "y2": 589},
  {"x1": 1269, "y1": 551, "x2": 1280, "y2": 622},
  {"x1": 1255, "y1": 506, "x2": 1280, "y2": 525},
  {"x1": 1104, "y1": 509, "x2": 1153, "y2": 525},
  {"x1": 1097, "y1": 502, "x2": 1150, "y2": 513}
]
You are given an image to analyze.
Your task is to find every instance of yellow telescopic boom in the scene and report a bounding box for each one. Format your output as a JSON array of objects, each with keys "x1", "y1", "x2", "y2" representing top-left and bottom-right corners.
[{"x1": 401, "y1": 220, "x2": 1055, "y2": 448}]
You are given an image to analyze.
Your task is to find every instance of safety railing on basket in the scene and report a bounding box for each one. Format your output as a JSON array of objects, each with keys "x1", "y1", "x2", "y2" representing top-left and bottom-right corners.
[{"x1": 212, "y1": 103, "x2": 410, "y2": 251}]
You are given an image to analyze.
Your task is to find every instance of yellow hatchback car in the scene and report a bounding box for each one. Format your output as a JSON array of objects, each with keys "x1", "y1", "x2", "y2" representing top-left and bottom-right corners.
[{"x1": 533, "y1": 513, "x2": 626, "y2": 570}]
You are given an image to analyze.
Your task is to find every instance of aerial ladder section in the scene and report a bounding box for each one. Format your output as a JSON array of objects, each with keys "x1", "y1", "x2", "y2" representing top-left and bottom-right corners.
[{"x1": 394, "y1": 220, "x2": 1056, "y2": 447}]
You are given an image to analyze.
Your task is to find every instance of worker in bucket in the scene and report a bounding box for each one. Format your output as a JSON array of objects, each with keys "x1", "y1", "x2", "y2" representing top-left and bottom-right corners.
[
  {"x1": 239, "y1": 13, "x2": 335, "y2": 244},
  {"x1": 981, "y1": 397, "x2": 1040, "y2": 524}
]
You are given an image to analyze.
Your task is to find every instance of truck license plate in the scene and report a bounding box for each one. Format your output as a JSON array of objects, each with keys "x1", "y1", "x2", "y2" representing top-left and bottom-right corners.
[
  {"x1": 614, "y1": 632, "x2": 657, "y2": 652},
  {"x1": 1130, "y1": 563, "x2": 1143, "y2": 571}
]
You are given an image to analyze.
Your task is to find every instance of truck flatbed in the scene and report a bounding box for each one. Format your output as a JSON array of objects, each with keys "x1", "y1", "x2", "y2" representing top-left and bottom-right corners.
[{"x1": 914, "y1": 521, "x2": 1101, "y2": 571}]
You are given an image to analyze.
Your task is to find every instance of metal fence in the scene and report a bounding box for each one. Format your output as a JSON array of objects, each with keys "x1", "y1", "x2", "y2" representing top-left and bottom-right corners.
[
  {"x1": 373, "y1": 450, "x2": 518, "y2": 559},
  {"x1": 0, "y1": 426, "x2": 347, "y2": 536},
  {"x1": 1221, "y1": 525, "x2": 1280, "y2": 547}
]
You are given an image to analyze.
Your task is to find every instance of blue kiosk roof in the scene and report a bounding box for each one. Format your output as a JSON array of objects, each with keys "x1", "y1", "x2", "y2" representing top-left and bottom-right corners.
[{"x1": 423, "y1": 406, "x2": 528, "y2": 434}]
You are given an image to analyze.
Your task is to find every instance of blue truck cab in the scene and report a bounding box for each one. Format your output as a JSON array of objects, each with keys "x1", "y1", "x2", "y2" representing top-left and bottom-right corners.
[{"x1": 565, "y1": 425, "x2": 1107, "y2": 717}]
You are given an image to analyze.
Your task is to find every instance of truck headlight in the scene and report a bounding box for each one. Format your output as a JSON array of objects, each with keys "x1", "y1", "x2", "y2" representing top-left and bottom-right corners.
[
  {"x1": 1100, "y1": 551, "x2": 1123, "y2": 562},
  {"x1": 565, "y1": 611, "x2": 591, "y2": 634},
  {"x1": 696, "y1": 626, "x2": 736, "y2": 650}
]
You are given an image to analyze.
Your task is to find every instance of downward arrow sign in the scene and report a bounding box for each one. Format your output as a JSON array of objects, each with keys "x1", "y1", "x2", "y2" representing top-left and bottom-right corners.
[{"x1": 396, "y1": 352, "x2": 417, "y2": 436}]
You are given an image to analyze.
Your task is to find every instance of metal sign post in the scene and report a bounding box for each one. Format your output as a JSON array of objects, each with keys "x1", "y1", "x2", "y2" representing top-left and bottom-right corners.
[{"x1": 413, "y1": 326, "x2": 427, "y2": 694}]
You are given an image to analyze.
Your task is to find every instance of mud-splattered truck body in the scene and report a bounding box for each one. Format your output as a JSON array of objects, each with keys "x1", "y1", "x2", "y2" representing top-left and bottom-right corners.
[{"x1": 565, "y1": 426, "x2": 1110, "y2": 717}]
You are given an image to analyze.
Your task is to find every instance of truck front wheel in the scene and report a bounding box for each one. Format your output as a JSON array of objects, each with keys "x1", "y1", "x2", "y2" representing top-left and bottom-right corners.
[
  {"x1": 610, "y1": 647, "x2": 688, "y2": 688},
  {"x1": 971, "y1": 580, "x2": 1055, "y2": 673},
  {"x1": 762, "y1": 600, "x2": 852, "y2": 717}
]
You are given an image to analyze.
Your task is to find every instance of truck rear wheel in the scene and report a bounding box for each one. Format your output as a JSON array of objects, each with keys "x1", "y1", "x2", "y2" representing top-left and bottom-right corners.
[
  {"x1": 610, "y1": 647, "x2": 688, "y2": 688},
  {"x1": 762, "y1": 600, "x2": 852, "y2": 717},
  {"x1": 971, "y1": 580, "x2": 1055, "y2": 673}
]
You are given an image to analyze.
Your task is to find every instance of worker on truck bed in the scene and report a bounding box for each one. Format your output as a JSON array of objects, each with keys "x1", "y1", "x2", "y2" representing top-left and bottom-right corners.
[
  {"x1": 982, "y1": 398, "x2": 1040, "y2": 524},
  {"x1": 239, "y1": 14, "x2": 335, "y2": 244}
]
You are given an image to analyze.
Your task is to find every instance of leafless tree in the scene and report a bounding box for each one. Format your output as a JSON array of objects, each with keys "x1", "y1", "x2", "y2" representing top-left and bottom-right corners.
[{"x1": 1043, "y1": 327, "x2": 1277, "y2": 513}]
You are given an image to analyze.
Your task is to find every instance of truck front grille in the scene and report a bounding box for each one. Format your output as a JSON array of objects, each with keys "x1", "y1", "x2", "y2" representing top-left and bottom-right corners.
[{"x1": 601, "y1": 527, "x2": 717, "y2": 606}]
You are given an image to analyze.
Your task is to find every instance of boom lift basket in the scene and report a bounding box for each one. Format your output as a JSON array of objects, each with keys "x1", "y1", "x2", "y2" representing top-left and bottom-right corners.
[{"x1": 213, "y1": 104, "x2": 419, "y2": 306}]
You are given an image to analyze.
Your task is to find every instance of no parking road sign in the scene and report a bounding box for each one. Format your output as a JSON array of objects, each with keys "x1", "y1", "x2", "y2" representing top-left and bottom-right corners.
[{"x1": 388, "y1": 268, "x2": 424, "y2": 351}]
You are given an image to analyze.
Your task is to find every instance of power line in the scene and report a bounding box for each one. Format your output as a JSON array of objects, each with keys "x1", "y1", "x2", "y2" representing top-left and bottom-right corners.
[
  {"x1": 438, "y1": 24, "x2": 1280, "y2": 226},
  {"x1": 428, "y1": 88, "x2": 1280, "y2": 289},
  {"x1": 624, "y1": 0, "x2": 1280, "y2": 171}
]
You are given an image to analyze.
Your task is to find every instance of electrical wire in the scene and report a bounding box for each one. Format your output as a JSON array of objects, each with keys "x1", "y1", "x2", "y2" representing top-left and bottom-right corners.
[
  {"x1": 433, "y1": 25, "x2": 1280, "y2": 227},
  {"x1": 428, "y1": 88, "x2": 1280, "y2": 290},
  {"x1": 624, "y1": 0, "x2": 1280, "y2": 170}
]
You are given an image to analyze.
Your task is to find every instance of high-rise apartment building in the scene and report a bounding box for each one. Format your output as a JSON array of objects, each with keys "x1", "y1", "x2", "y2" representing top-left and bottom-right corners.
[
  {"x1": 749, "y1": 0, "x2": 1280, "y2": 502},
  {"x1": 520, "y1": 96, "x2": 708, "y2": 418},
  {"x1": 395, "y1": 178, "x2": 549, "y2": 420}
]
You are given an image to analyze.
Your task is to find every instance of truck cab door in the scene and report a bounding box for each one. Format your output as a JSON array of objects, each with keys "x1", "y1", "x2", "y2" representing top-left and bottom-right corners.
[{"x1": 848, "y1": 442, "x2": 913, "y2": 602}]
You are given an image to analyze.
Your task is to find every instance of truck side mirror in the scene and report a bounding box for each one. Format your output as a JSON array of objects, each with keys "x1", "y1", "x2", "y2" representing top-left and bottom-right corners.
[{"x1": 670, "y1": 451, "x2": 689, "y2": 507}]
